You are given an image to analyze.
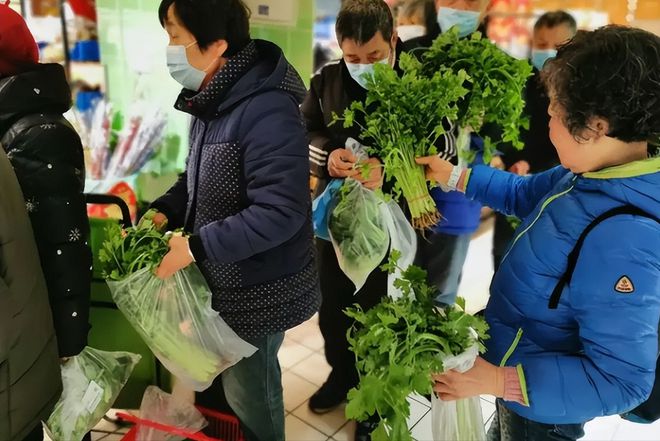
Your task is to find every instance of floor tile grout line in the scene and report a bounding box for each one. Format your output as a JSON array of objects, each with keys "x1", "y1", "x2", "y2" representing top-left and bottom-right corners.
[
  {"x1": 409, "y1": 409, "x2": 431, "y2": 430},
  {"x1": 288, "y1": 413, "x2": 329, "y2": 438},
  {"x1": 283, "y1": 349, "x2": 319, "y2": 371}
]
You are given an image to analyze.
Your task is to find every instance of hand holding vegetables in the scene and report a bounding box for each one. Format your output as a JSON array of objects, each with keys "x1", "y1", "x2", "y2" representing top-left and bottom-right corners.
[
  {"x1": 156, "y1": 234, "x2": 194, "y2": 280},
  {"x1": 433, "y1": 356, "x2": 505, "y2": 401},
  {"x1": 328, "y1": 148, "x2": 359, "y2": 178}
]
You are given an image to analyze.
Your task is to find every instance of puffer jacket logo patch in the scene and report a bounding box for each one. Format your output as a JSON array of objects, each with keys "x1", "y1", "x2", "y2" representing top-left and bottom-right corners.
[{"x1": 615, "y1": 275, "x2": 635, "y2": 294}]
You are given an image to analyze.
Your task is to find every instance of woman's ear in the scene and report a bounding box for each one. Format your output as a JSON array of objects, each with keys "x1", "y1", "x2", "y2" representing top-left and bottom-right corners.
[
  {"x1": 209, "y1": 39, "x2": 229, "y2": 59},
  {"x1": 590, "y1": 117, "x2": 610, "y2": 139}
]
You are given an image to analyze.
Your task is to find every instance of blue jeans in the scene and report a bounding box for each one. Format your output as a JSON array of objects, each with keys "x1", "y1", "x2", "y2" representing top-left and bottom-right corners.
[
  {"x1": 415, "y1": 231, "x2": 472, "y2": 305},
  {"x1": 488, "y1": 400, "x2": 585, "y2": 441},
  {"x1": 222, "y1": 333, "x2": 285, "y2": 441}
]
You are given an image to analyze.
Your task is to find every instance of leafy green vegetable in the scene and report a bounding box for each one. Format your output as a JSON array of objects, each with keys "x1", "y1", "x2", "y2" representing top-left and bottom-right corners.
[
  {"x1": 45, "y1": 347, "x2": 140, "y2": 441},
  {"x1": 422, "y1": 28, "x2": 533, "y2": 163},
  {"x1": 98, "y1": 220, "x2": 171, "y2": 281},
  {"x1": 345, "y1": 254, "x2": 489, "y2": 441},
  {"x1": 329, "y1": 179, "x2": 390, "y2": 290},
  {"x1": 335, "y1": 53, "x2": 469, "y2": 230}
]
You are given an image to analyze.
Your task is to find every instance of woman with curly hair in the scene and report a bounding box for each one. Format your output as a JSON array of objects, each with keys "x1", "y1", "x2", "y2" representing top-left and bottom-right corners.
[{"x1": 418, "y1": 25, "x2": 660, "y2": 440}]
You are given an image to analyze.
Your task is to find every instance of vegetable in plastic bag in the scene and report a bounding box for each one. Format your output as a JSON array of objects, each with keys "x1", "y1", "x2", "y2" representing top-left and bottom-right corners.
[
  {"x1": 44, "y1": 347, "x2": 141, "y2": 441},
  {"x1": 137, "y1": 386, "x2": 208, "y2": 441},
  {"x1": 431, "y1": 345, "x2": 486, "y2": 441},
  {"x1": 107, "y1": 265, "x2": 257, "y2": 391},
  {"x1": 329, "y1": 178, "x2": 389, "y2": 292}
]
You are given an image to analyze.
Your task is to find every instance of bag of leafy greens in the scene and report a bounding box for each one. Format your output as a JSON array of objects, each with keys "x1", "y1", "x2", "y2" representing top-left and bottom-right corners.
[
  {"x1": 431, "y1": 344, "x2": 486, "y2": 441},
  {"x1": 44, "y1": 347, "x2": 141, "y2": 441},
  {"x1": 107, "y1": 265, "x2": 257, "y2": 391},
  {"x1": 329, "y1": 177, "x2": 390, "y2": 292}
]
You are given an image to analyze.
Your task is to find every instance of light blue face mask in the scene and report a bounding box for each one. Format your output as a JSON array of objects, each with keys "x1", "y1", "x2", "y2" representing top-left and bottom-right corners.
[
  {"x1": 437, "y1": 7, "x2": 481, "y2": 38},
  {"x1": 346, "y1": 54, "x2": 391, "y2": 89},
  {"x1": 531, "y1": 48, "x2": 558, "y2": 71},
  {"x1": 166, "y1": 41, "x2": 208, "y2": 91}
]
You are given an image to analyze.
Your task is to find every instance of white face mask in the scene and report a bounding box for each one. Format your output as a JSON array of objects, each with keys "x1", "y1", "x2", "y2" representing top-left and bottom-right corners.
[
  {"x1": 396, "y1": 25, "x2": 426, "y2": 42},
  {"x1": 346, "y1": 53, "x2": 392, "y2": 89},
  {"x1": 166, "y1": 41, "x2": 211, "y2": 91}
]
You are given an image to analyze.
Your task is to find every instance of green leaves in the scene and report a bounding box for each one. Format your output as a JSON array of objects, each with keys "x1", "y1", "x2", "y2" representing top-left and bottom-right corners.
[
  {"x1": 423, "y1": 27, "x2": 533, "y2": 160},
  {"x1": 98, "y1": 221, "x2": 172, "y2": 281},
  {"x1": 345, "y1": 262, "x2": 489, "y2": 440}
]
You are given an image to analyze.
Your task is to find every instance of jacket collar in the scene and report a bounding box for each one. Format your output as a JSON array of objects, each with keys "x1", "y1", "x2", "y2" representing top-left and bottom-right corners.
[{"x1": 583, "y1": 157, "x2": 660, "y2": 179}]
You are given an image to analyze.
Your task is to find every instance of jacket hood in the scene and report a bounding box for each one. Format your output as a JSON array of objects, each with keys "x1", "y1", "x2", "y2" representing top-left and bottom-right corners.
[
  {"x1": 218, "y1": 39, "x2": 307, "y2": 112},
  {"x1": 0, "y1": 63, "x2": 71, "y2": 127},
  {"x1": 579, "y1": 157, "x2": 660, "y2": 217}
]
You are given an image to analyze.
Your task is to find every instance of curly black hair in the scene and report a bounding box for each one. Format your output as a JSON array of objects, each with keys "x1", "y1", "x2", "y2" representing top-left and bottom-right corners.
[{"x1": 542, "y1": 25, "x2": 660, "y2": 149}]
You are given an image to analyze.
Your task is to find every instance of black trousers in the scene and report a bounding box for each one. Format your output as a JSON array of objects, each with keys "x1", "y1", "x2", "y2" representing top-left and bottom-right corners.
[
  {"x1": 316, "y1": 239, "x2": 388, "y2": 393},
  {"x1": 22, "y1": 425, "x2": 91, "y2": 441}
]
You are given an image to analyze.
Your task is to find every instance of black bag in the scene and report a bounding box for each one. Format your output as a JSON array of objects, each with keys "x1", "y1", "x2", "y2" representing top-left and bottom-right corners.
[{"x1": 549, "y1": 205, "x2": 660, "y2": 423}]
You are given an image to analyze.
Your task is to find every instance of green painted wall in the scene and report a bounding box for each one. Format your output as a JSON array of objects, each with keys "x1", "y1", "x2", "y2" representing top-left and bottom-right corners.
[{"x1": 95, "y1": 0, "x2": 314, "y2": 200}]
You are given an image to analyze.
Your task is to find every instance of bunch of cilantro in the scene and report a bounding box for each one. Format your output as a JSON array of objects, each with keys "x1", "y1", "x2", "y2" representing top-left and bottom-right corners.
[
  {"x1": 345, "y1": 252, "x2": 489, "y2": 441},
  {"x1": 422, "y1": 28, "x2": 533, "y2": 163},
  {"x1": 335, "y1": 53, "x2": 469, "y2": 230}
]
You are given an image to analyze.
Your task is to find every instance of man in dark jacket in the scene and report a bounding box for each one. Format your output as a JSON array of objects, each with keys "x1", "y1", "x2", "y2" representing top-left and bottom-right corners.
[
  {"x1": 147, "y1": 1, "x2": 320, "y2": 440},
  {"x1": 491, "y1": 10, "x2": 577, "y2": 270},
  {"x1": 0, "y1": 2, "x2": 92, "y2": 364},
  {"x1": 0, "y1": 136, "x2": 62, "y2": 441}
]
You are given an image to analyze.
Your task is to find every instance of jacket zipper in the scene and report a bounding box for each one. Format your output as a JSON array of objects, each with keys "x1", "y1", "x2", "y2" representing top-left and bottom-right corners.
[
  {"x1": 501, "y1": 178, "x2": 577, "y2": 264},
  {"x1": 500, "y1": 328, "x2": 524, "y2": 367}
]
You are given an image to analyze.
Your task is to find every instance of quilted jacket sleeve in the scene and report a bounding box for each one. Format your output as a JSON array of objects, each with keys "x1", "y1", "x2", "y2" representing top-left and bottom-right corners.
[
  {"x1": 465, "y1": 164, "x2": 570, "y2": 219},
  {"x1": 510, "y1": 217, "x2": 660, "y2": 420}
]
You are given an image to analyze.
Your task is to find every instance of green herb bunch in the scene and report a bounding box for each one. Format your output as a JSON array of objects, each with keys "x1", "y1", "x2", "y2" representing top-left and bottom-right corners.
[
  {"x1": 335, "y1": 53, "x2": 469, "y2": 230},
  {"x1": 98, "y1": 219, "x2": 171, "y2": 281},
  {"x1": 422, "y1": 28, "x2": 533, "y2": 163},
  {"x1": 345, "y1": 251, "x2": 489, "y2": 441}
]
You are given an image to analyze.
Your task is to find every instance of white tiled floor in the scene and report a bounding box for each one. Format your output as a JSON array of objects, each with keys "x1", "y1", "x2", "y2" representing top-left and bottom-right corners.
[{"x1": 73, "y1": 218, "x2": 659, "y2": 440}]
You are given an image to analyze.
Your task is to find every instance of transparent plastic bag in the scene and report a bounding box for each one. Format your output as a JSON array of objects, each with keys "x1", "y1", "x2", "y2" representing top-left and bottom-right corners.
[
  {"x1": 44, "y1": 347, "x2": 141, "y2": 441},
  {"x1": 329, "y1": 178, "x2": 389, "y2": 292},
  {"x1": 107, "y1": 265, "x2": 257, "y2": 391},
  {"x1": 432, "y1": 345, "x2": 486, "y2": 441},
  {"x1": 382, "y1": 200, "x2": 417, "y2": 300},
  {"x1": 137, "y1": 386, "x2": 208, "y2": 441}
]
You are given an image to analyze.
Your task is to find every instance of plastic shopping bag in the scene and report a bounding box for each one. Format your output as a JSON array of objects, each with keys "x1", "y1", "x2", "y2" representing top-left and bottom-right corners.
[
  {"x1": 329, "y1": 177, "x2": 390, "y2": 292},
  {"x1": 107, "y1": 265, "x2": 257, "y2": 391},
  {"x1": 137, "y1": 386, "x2": 208, "y2": 441},
  {"x1": 432, "y1": 344, "x2": 486, "y2": 441},
  {"x1": 382, "y1": 200, "x2": 417, "y2": 300},
  {"x1": 312, "y1": 178, "x2": 343, "y2": 241},
  {"x1": 44, "y1": 347, "x2": 141, "y2": 441}
]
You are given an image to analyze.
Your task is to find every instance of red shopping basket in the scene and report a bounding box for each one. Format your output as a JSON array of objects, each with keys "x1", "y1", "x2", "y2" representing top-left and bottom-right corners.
[{"x1": 117, "y1": 407, "x2": 244, "y2": 441}]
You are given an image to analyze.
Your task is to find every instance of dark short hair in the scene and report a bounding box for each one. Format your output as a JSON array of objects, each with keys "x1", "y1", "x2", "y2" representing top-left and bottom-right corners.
[
  {"x1": 397, "y1": 0, "x2": 437, "y2": 36},
  {"x1": 534, "y1": 10, "x2": 577, "y2": 34},
  {"x1": 336, "y1": 0, "x2": 394, "y2": 46},
  {"x1": 158, "y1": 0, "x2": 251, "y2": 57},
  {"x1": 542, "y1": 25, "x2": 660, "y2": 145}
]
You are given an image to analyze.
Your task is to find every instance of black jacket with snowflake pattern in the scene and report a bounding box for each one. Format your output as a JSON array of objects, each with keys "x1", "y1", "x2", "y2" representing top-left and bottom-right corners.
[
  {"x1": 152, "y1": 40, "x2": 320, "y2": 339},
  {"x1": 0, "y1": 63, "x2": 92, "y2": 358}
]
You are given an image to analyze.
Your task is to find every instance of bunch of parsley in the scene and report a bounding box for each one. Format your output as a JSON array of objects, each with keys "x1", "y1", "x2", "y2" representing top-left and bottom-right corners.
[
  {"x1": 422, "y1": 28, "x2": 533, "y2": 163},
  {"x1": 345, "y1": 252, "x2": 489, "y2": 441}
]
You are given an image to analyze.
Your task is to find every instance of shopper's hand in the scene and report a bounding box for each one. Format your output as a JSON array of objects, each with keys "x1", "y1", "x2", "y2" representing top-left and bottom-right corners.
[
  {"x1": 490, "y1": 156, "x2": 506, "y2": 170},
  {"x1": 328, "y1": 148, "x2": 359, "y2": 178},
  {"x1": 416, "y1": 156, "x2": 454, "y2": 185},
  {"x1": 432, "y1": 357, "x2": 505, "y2": 401},
  {"x1": 509, "y1": 160, "x2": 530, "y2": 176},
  {"x1": 156, "y1": 234, "x2": 194, "y2": 280},
  {"x1": 355, "y1": 157, "x2": 384, "y2": 190},
  {"x1": 139, "y1": 209, "x2": 168, "y2": 231}
]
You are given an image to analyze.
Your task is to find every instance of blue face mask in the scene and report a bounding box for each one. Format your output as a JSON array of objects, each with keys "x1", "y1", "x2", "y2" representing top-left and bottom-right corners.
[
  {"x1": 531, "y1": 48, "x2": 558, "y2": 71},
  {"x1": 166, "y1": 41, "x2": 208, "y2": 91},
  {"x1": 437, "y1": 7, "x2": 481, "y2": 38},
  {"x1": 346, "y1": 54, "x2": 391, "y2": 89}
]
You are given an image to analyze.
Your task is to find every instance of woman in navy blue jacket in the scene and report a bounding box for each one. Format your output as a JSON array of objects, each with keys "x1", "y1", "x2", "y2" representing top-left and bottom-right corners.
[
  {"x1": 420, "y1": 26, "x2": 660, "y2": 440},
  {"x1": 146, "y1": 1, "x2": 320, "y2": 440}
]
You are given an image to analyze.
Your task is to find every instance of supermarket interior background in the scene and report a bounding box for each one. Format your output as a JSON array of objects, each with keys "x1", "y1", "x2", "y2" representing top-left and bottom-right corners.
[{"x1": 3, "y1": 0, "x2": 660, "y2": 440}]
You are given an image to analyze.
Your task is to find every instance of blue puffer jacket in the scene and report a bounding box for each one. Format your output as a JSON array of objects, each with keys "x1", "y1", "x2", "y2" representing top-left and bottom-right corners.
[{"x1": 466, "y1": 158, "x2": 660, "y2": 424}]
